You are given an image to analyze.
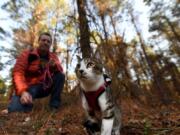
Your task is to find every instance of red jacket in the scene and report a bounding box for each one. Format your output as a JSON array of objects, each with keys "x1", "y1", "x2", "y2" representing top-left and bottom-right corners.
[{"x1": 12, "y1": 49, "x2": 63, "y2": 96}]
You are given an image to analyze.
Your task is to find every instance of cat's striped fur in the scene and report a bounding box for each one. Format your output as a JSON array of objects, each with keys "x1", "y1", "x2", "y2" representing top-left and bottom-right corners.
[{"x1": 75, "y1": 56, "x2": 121, "y2": 135}]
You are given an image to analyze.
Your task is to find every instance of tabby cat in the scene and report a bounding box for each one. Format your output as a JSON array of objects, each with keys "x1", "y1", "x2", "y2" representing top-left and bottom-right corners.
[{"x1": 75, "y1": 56, "x2": 121, "y2": 135}]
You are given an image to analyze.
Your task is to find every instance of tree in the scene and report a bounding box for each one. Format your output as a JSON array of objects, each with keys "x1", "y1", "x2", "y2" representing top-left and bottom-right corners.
[
  {"x1": 76, "y1": 0, "x2": 92, "y2": 58},
  {"x1": 0, "y1": 77, "x2": 6, "y2": 94},
  {"x1": 146, "y1": 0, "x2": 180, "y2": 56}
]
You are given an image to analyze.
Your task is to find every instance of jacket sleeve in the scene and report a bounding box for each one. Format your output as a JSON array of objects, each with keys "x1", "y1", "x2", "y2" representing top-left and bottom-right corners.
[{"x1": 13, "y1": 50, "x2": 29, "y2": 96}]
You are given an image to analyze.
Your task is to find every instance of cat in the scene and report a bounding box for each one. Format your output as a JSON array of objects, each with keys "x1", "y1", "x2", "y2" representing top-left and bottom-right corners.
[{"x1": 75, "y1": 56, "x2": 121, "y2": 135}]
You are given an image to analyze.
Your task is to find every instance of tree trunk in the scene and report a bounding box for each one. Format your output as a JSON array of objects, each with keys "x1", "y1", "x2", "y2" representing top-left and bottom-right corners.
[
  {"x1": 163, "y1": 16, "x2": 180, "y2": 42},
  {"x1": 100, "y1": 14, "x2": 108, "y2": 45},
  {"x1": 109, "y1": 15, "x2": 119, "y2": 43},
  {"x1": 76, "y1": 0, "x2": 92, "y2": 58}
]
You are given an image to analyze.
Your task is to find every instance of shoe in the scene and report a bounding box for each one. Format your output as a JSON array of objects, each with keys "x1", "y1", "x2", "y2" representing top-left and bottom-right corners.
[{"x1": 1, "y1": 109, "x2": 8, "y2": 115}]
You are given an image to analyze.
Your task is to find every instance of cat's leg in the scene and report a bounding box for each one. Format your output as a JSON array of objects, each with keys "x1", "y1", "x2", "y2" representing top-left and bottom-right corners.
[
  {"x1": 98, "y1": 91, "x2": 115, "y2": 135},
  {"x1": 112, "y1": 106, "x2": 121, "y2": 135},
  {"x1": 81, "y1": 93, "x2": 100, "y2": 134},
  {"x1": 112, "y1": 130, "x2": 120, "y2": 135}
]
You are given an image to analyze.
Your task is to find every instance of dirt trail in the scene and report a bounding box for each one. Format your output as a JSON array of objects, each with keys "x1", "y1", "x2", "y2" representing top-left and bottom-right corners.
[{"x1": 0, "y1": 94, "x2": 179, "y2": 135}]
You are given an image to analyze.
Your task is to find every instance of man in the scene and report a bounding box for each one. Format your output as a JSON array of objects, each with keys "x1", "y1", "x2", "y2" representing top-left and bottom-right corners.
[{"x1": 1, "y1": 32, "x2": 65, "y2": 114}]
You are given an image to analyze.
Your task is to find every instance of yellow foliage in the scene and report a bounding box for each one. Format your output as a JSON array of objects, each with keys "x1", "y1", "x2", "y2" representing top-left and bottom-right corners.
[
  {"x1": 94, "y1": 0, "x2": 119, "y2": 14},
  {"x1": 0, "y1": 80, "x2": 5, "y2": 90},
  {"x1": 90, "y1": 31, "x2": 101, "y2": 44},
  {"x1": 146, "y1": 46, "x2": 155, "y2": 56},
  {"x1": 68, "y1": 74, "x2": 76, "y2": 81},
  {"x1": 107, "y1": 59, "x2": 114, "y2": 68},
  {"x1": 66, "y1": 36, "x2": 75, "y2": 45},
  {"x1": 56, "y1": 46, "x2": 66, "y2": 53},
  {"x1": 50, "y1": 17, "x2": 58, "y2": 27}
]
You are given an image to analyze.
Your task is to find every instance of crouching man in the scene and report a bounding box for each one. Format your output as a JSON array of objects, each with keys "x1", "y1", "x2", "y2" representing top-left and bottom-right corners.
[{"x1": 1, "y1": 32, "x2": 65, "y2": 114}]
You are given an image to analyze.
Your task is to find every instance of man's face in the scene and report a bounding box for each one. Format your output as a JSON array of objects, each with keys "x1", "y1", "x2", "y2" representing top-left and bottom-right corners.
[{"x1": 38, "y1": 34, "x2": 52, "y2": 54}]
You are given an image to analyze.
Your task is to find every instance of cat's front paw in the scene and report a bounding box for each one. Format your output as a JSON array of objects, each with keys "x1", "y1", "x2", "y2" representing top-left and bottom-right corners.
[
  {"x1": 83, "y1": 120, "x2": 100, "y2": 135},
  {"x1": 112, "y1": 130, "x2": 120, "y2": 135}
]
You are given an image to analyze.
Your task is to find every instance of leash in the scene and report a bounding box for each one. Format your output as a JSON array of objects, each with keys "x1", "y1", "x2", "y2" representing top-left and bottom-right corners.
[{"x1": 42, "y1": 62, "x2": 53, "y2": 90}]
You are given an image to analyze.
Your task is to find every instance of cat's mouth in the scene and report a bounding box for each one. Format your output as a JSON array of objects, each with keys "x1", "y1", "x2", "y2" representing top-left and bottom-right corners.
[
  {"x1": 79, "y1": 74, "x2": 88, "y2": 79},
  {"x1": 77, "y1": 72, "x2": 89, "y2": 80}
]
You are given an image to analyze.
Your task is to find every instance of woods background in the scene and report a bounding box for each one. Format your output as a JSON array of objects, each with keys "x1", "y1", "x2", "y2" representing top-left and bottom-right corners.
[
  {"x1": 0, "y1": 0, "x2": 179, "y2": 134},
  {"x1": 0, "y1": 0, "x2": 179, "y2": 105}
]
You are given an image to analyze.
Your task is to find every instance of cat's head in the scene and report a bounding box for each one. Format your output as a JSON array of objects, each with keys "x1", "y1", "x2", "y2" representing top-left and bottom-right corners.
[{"x1": 75, "y1": 56, "x2": 103, "y2": 81}]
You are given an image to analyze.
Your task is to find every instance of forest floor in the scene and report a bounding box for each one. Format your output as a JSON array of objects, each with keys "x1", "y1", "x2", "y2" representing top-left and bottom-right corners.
[{"x1": 0, "y1": 92, "x2": 179, "y2": 135}]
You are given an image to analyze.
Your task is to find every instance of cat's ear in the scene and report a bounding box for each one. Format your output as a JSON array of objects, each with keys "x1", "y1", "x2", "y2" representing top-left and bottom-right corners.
[
  {"x1": 90, "y1": 52, "x2": 101, "y2": 61},
  {"x1": 91, "y1": 53, "x2": 102, "y2": 64},
  {"x1": 76, "y1": 55, "x2": 82, "y2": 62}
]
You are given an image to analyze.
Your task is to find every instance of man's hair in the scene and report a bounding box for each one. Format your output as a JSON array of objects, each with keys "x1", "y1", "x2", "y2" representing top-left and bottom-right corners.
[{"x1": 38, "y1": 32, "x2": 52, "y2": 43}]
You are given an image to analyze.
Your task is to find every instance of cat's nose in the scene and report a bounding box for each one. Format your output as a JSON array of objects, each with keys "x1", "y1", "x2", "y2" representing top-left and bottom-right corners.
[{"x1": 79, "y1": 70, "x2": 84, "y2": 74}]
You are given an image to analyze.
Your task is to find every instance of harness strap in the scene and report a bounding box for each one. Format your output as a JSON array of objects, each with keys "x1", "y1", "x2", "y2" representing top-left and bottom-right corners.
[{"x1": 83, "y1": 83, "x2": 107, "y2": 111}]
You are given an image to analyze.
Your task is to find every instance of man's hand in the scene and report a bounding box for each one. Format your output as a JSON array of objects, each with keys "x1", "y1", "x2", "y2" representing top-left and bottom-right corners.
[{"x1": 20, "y1": 91, "x2": 32, "y2": 104}]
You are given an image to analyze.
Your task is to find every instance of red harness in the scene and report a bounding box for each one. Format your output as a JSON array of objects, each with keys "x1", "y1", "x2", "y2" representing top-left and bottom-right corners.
[{"x1": 83, "y1": 83, "x2": 108, "y2": 111}]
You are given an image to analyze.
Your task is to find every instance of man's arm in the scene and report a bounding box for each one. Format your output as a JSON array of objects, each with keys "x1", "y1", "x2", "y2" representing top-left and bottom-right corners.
[{"x1": 13, "y1": 50, "x2": 29, "y2": 96}]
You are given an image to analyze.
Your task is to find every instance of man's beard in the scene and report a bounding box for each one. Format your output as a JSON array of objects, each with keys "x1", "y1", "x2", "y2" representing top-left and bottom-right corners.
[{"x1": 38, "y1": 47, "x2": 49, "y2": 57}]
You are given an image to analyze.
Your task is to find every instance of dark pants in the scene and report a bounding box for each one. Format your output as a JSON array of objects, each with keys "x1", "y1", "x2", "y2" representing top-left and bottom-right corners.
[{"x1": 8, "y1": 72, "x2": 65, "y2": 112}]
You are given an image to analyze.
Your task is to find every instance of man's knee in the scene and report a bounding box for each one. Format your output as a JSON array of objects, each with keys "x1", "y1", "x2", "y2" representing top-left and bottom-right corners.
[{"x1": 8, "y1": 95, "x2": 33, "y2": 112}]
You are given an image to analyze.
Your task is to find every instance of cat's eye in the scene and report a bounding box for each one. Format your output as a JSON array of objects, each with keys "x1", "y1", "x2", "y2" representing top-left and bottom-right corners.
[{"x1": 87, "y1": 62, "x2": 94, "y2": 68}]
